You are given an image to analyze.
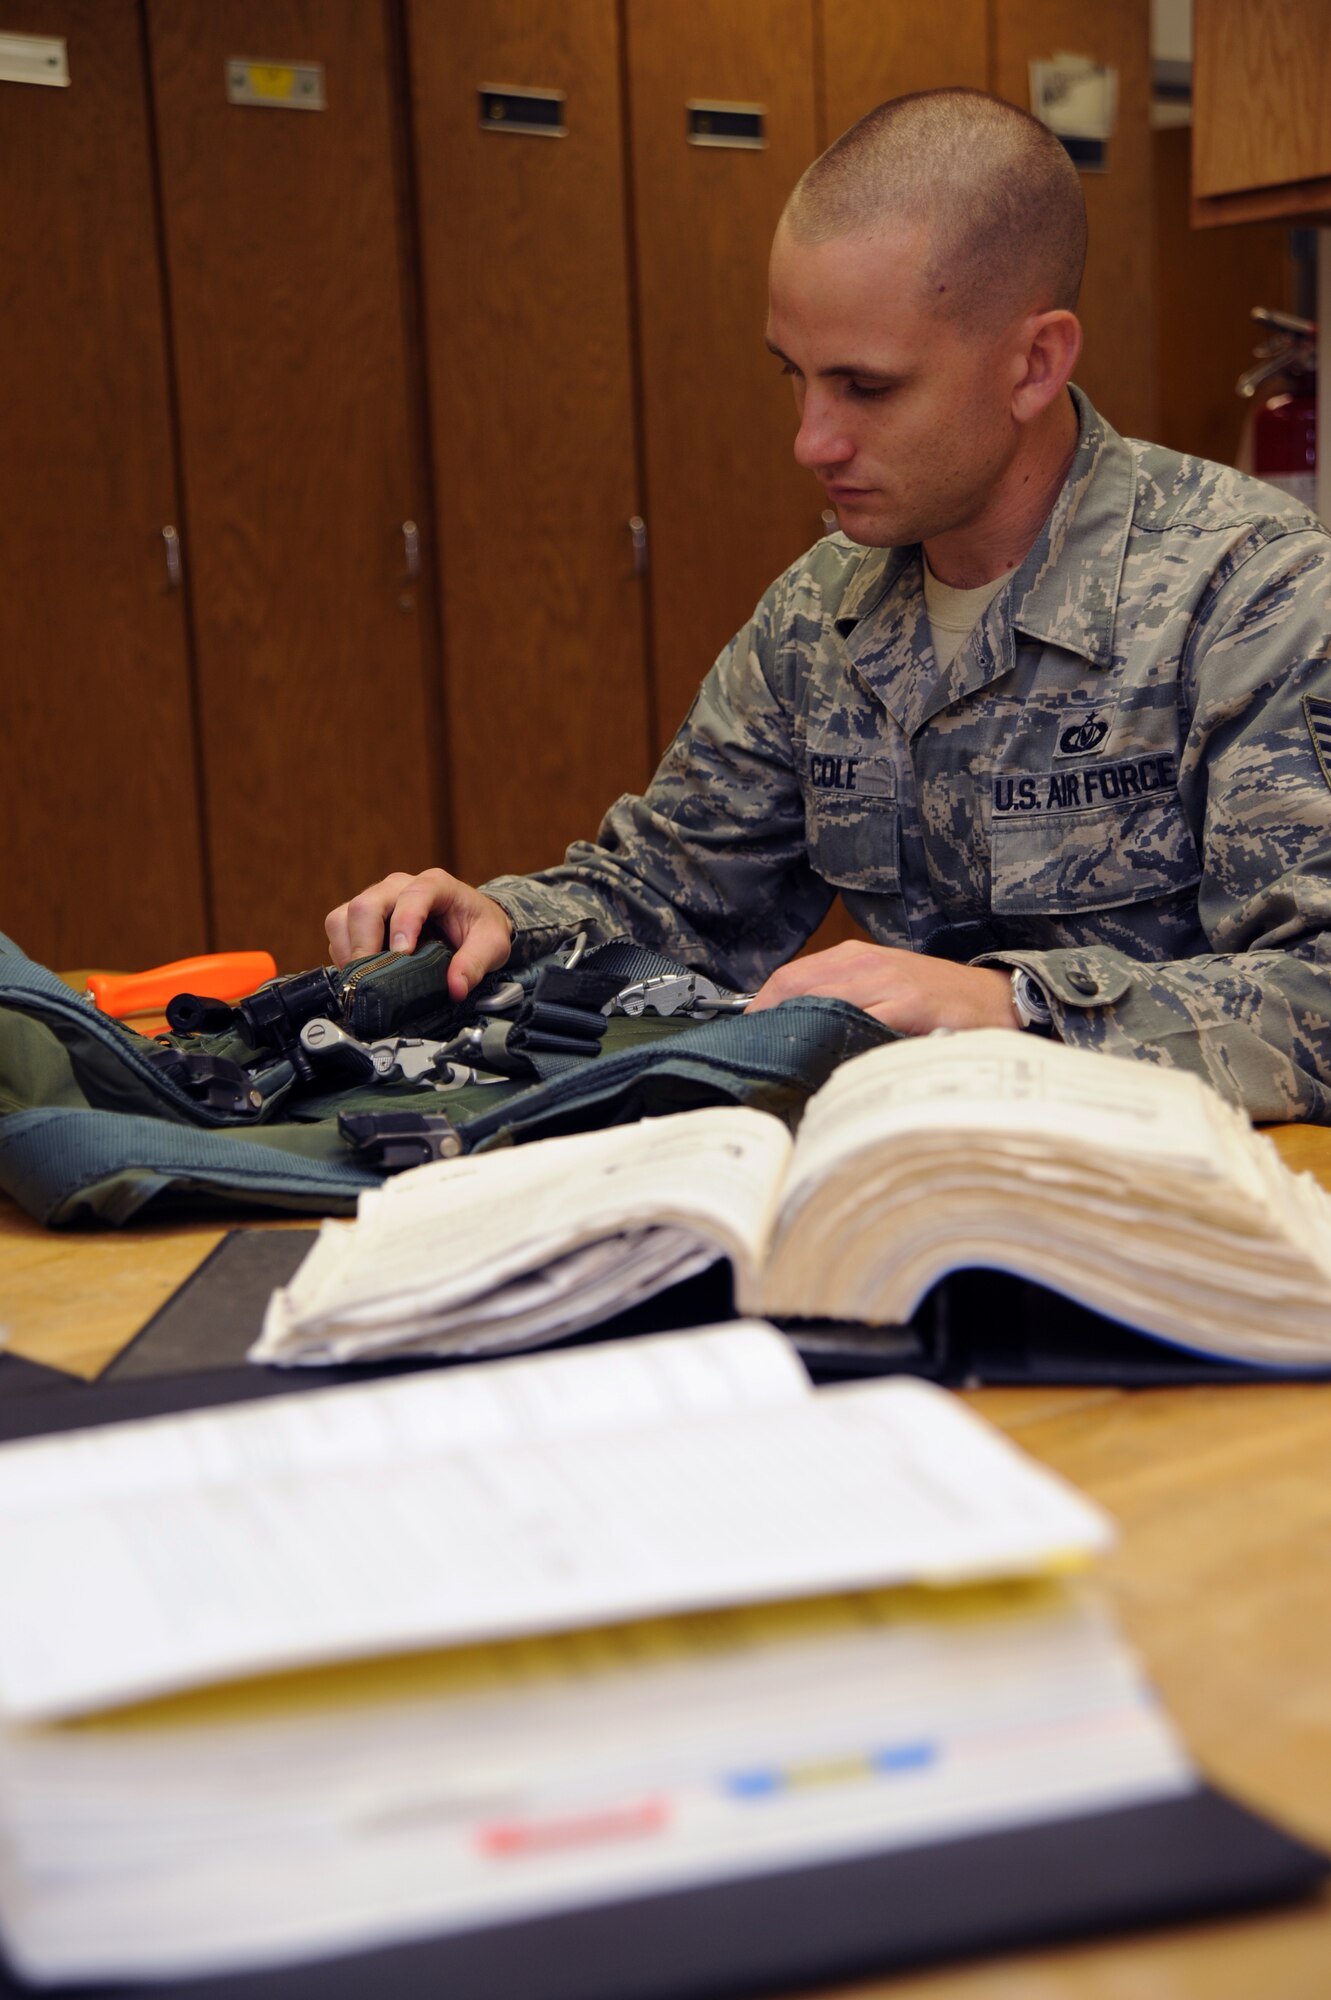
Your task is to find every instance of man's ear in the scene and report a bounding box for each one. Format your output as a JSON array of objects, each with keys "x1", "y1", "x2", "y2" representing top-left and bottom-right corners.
[{"x1": 1011, "y1": 309, "x2": 1082, "y2": 424}]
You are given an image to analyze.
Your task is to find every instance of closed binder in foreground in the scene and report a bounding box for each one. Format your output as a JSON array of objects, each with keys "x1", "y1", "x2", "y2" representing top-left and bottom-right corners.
[{"x1": 0, "y1": 1327, "x2": 1323, "y2": 1995}]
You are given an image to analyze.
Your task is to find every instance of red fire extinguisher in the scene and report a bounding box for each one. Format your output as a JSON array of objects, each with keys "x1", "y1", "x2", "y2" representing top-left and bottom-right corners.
[{"x1": 1238, "y1": 308, "x2": 1317, "y2": 511}]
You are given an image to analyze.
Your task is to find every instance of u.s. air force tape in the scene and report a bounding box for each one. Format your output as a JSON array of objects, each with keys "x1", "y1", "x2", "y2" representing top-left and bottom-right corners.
[{"x1": 992, "y1": 753, "x2": 1177, "y2": 816}]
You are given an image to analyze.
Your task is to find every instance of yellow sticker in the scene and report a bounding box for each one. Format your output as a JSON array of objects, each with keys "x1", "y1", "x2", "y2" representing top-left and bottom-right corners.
[
  {"x1": 226, "y1": 60, "x2": 325, "y2": 111},
  {"x1": 249, "y1": 64, "x2": 295, "y2": 100}
]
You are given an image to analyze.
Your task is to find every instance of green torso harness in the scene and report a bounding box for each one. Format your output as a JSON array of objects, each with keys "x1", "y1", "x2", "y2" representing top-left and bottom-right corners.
[{"x1": 0, "y1": 933, "x2": 894, "y2": 1226}]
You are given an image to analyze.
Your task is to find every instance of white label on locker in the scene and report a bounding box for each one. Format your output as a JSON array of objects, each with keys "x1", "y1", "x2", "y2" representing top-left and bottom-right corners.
[
  {"x1": 0, "y1": 33, "x2": 69, "y2": 88},
  {"x1": 226, "y1": 59, "x2": 326, "y2": 111}
]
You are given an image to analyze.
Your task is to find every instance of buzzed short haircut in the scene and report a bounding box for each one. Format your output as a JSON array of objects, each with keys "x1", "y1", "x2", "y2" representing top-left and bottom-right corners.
[{"x1": 785, "y1": 89, "x2": 1087, "y2": 326}]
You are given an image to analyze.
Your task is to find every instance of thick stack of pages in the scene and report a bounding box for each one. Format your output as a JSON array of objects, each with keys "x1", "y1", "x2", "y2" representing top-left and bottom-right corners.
[
  {"x1": 0, "y1": 1324, "x2": 1199, "y2": 1986},
  {"x1": 256, "y1": 1031, "x2": 1331, "y2": 1370}
]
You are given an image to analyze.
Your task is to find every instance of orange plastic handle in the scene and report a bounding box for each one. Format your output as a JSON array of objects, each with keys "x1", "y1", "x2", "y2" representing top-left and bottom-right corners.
[{"x1": 87, "y1": 952, "x2": 278, "y2": 1018}]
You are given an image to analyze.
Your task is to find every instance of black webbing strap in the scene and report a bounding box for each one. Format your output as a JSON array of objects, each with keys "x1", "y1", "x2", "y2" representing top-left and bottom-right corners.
[
  {"x1": 457, "y1": 996, "x2": 899, "y2": 1153},
  {"x1": 496, "y1": 947, "x2": 741, "y2": 1082},
  {"x1": 569, "y1": 939, "x2": 693, "y2": 984},
  {"x1": 503, "y1": 964, "x2": 621, "y2": 1071}
]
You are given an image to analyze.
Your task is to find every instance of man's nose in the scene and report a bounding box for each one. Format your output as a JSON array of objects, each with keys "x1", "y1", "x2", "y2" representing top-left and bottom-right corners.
[{"x1": 792, "y1": 390, "x2": 854, "y2": 472}]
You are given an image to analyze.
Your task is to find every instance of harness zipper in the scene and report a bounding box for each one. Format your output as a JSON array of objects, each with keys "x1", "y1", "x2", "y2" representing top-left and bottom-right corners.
[{"x1": 336, "y1": 948, "x2": 403, "y2": 1010}]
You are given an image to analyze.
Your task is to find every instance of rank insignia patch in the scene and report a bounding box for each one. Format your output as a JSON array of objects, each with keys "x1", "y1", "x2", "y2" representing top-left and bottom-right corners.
[{"x1": 1304, "y1": 695, "x2": 1331, "y2": 792}]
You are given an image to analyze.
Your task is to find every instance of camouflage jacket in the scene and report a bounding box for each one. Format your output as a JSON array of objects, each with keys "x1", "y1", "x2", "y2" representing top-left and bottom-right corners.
[{"x1": 486, "y1": 389, "x2": 1331, "y2": 1121}]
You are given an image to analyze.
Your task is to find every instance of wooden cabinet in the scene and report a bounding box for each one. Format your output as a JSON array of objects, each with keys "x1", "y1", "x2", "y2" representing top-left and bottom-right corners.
[
  {"x1": 408, "y1": 0, "x2": 652, "y2": 884},
  {"x1": 625, "y1": 0, "x2": 823, "y2": 746},
  {"x1": 148, "y1": 0, "x2": 442, "y2": 971},
  {"x1": 1193, "y1": 0, "x2": 1331, "y2": 224},
  {"x1": 820, "y1": 0, "x2": 988, "y2": 138},
  {"x1": 0, "y1": 0, "x2": 207, "y2": 970}
]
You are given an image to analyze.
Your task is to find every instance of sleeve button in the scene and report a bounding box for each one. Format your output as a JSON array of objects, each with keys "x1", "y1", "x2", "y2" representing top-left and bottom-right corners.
[{"x1": 1067, "y1": 970, "x2": 1099, "y2": 996}]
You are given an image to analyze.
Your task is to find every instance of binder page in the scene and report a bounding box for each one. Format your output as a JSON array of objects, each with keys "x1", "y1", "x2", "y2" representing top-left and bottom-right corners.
[
  {"x1": 0, "y1": 1345, "x2": 1108, "y2": 1722},
  {"x1": 779, "y1": 1031, "x2": 1267, "y2": 1227},
  {"x1": 0, "y1": 1322, "x2": 806, "y2": 1512},
  {"x1": 760, "y1": 1031, "x2": 1331, "y2": 1357},
  {"x1": 255, "y1": 1106, "x2": 792, "y2": 1363}
]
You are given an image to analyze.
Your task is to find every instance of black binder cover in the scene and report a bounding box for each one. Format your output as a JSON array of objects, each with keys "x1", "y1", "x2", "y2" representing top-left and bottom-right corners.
[
  {"x1": 0, "y1": 1787, "x2": 1323, "y2": 1999},
  {"x1": 1, "y1": 1228, "x2": 1324, "y2": 1449},
  {"x1": 97, "y1": 1227, "x2": 1331, "y2": 1389}
]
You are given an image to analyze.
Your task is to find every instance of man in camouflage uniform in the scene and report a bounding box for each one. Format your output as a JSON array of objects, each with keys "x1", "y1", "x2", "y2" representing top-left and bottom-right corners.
[{"x1": 328, "y1": 91, "x2": 1331, "y2": 1123}]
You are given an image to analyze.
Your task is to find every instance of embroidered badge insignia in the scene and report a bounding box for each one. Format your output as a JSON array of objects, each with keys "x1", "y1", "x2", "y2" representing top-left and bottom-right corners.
[{"x1": 1057, "y1": 710, "x2": 1109, "y2": 756}]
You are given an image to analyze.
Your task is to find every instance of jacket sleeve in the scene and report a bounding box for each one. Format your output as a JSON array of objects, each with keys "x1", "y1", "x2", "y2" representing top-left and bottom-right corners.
[
  {"x1": 984, "y1": 528, "x2": 1331, "y2": 1122},
  {"x1": 481, "y1": 555, "x2": 842, "y2": 990}
]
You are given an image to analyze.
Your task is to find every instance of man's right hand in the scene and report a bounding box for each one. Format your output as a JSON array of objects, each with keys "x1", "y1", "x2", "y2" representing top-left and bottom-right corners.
[{"x1": 325, "y1": 869, "x2": 514, "y2": 1001}]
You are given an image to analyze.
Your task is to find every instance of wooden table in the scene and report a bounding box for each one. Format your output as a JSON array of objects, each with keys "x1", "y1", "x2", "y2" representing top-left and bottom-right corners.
[{"x1": 2, "y1": 1131, "x2": 1330, "y2": 1998}]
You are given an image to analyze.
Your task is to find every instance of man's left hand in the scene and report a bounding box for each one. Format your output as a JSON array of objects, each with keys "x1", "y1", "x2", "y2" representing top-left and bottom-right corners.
[{"x1": 747, "y1": 942, "x2": 1018, "y2": 1035}]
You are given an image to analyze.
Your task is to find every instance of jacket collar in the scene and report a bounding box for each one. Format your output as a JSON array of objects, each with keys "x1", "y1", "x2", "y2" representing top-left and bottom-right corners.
[{"x1": 833, "y1": 388, "x2": 1135, "y2": 679}]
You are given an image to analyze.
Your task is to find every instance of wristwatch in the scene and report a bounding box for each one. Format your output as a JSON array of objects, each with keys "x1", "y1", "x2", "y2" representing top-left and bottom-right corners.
[{"x1": 1010, "y1": 967, "x2": 1055, "y2": 1035}]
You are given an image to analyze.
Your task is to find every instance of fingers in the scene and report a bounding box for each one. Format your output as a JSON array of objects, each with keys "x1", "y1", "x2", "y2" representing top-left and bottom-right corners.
[
  {"x1": 325, "y1": 872, "x2": 416, "y2": 966},
  {"x1": 745, "y1": 963, "x2": 808, "y2": 1012},
  {"x1": 324, "y1": 868, "x2": 458, "y2": 968},
  {"x1": 325, "y1": 871, "x2": 514, "y2": 997},
  {"x1": 750, "y1": 945, "x2": 1020, "y2": 1035},
  {"x1": 445, "y1": 896, "x2": 513, "y2": 999},
  {"x1": 383, "y1": 875, "x2": 454, "y2": 955},
  {"x1": 746, "y1": 942, "x2": 866, "y2": 1012}
]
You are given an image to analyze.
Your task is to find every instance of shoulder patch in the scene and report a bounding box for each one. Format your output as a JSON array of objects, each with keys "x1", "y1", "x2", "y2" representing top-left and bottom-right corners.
[{"x1": 1304, "y1": 695, "x2": 1331, "y2": 791}]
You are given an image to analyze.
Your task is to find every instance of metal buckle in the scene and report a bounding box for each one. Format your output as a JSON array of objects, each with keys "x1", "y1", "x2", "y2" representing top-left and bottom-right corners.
[
  {"x1": 337, "y1": 1109, "x2": 464, "y2": 1170},
  {"x1": 144, "y1": 1045, "x2": 265, "y2": 1116},
  {"x1": 605, "y1": 972, "x2": 753, "y2": 1020}
]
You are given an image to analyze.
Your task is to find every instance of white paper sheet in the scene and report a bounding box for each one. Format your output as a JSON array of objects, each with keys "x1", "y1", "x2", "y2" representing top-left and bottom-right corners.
[
  {"x1": 255, "y1": 1108, "x2": 792, "y2": 1362},
  {"x1": 0, "y1": 1326, "x2": 1109, "y2": 1720}
]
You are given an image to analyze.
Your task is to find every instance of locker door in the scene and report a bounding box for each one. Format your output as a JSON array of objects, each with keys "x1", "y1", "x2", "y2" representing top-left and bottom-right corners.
[
  {"x1": 0, "y1": 0, "x2": 206, "y2": 969},
  {"x1": 625, "y1": 0, "x2": 822, "y2": 745},
  {"x1": 820, "y1": 0, "x2": 989, "y2": 142},
  {"x1": 148, "y1": 0, "x2": 442, "y2": 971},
  {"x1": 408, "y1": 1, "x2": 652, "y2": 885}
]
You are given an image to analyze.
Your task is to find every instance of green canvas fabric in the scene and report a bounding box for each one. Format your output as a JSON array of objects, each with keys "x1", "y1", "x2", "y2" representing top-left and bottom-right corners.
[{"x1": 0, "y1": 934, "x2": 896, "y2": 1227}]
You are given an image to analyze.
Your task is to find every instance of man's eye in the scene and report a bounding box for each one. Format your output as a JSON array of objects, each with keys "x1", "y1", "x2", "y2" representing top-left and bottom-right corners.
[
  {"x1": 847, "y1": 381, "x2": 890, "y2": 400},
  {"x1": 778, "y1": 361, "x2": 799, "y2": 379}
]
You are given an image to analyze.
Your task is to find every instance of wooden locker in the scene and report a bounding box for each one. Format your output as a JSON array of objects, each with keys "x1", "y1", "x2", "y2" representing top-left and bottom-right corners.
[
  {"x1": 147, "y1": 0, "x2": 442, "y2": 972},
  {"x1": 625, "y1": 0, "x2": 823, "y2": 746},
  {"x1": 820, "y1": 0, "x2": 989, "y2": 143},
  {"x1": 407, "y1": 0, "x2": 652, "y2": 885},
  {"x1": 0, "y1": 0, "x2": 206, "y2": 970},
  {"x1": 991, "y1": 0, "x2": 1156, "y2": 443}
]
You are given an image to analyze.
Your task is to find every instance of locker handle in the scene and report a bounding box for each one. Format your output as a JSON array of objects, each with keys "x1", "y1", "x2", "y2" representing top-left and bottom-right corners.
[
  {"x1": 402, "y1": 519, "x2": 421, "y2": 580},
  {"x1": 161, "y1": 524, "x2": 182, "y2": 588},
  {"x1": 628, "y1": 515, "x2": 648, "y2": 577}
]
